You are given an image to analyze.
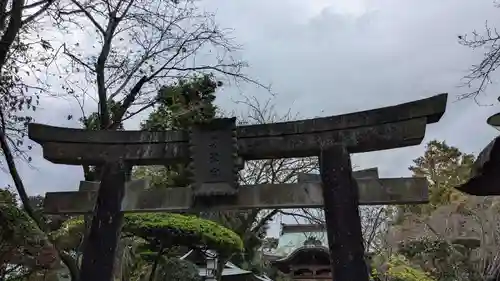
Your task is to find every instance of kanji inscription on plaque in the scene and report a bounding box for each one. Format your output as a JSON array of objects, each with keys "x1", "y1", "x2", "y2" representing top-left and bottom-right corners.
[{"x1": 189, "y1": 117, "x2": 238, "y2": 197}]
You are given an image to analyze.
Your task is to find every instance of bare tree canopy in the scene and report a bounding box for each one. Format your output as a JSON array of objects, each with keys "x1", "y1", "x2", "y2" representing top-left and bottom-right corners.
[
  {"x1": 46, "y1": 0, "x2": 266, "y2": 129},
  {"x1": 459, "y1": 7, "x2": 500, "y2": 101}
]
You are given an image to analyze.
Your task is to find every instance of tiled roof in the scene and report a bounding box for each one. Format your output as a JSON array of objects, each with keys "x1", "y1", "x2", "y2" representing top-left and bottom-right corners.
[{"x1": 273, "y1": 228, "x2": 328, "y2": 257}]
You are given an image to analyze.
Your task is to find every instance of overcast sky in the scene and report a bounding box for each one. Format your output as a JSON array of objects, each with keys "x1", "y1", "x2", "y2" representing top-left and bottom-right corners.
[{"x1": 2, "y1": 0, "x2": 500, "y2": 236}]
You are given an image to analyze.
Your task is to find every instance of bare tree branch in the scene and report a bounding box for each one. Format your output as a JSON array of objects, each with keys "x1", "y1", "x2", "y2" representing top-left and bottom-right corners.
[
  {"x1": 22, "y1": 0, "x2": 53, "y2": 25},
  {"x1": 0, "y1": 0, "x2": 25, "y2": 68},
  {"x1": 459, "y1": 19, "x2": 500, "y2": 102},
  {"x1": 68, "y1": 0, "x2": 105, "y2": 34}
]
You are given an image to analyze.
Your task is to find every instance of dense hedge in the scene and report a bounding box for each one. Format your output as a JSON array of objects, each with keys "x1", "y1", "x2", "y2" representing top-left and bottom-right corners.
[
  {"x1": 53, "y1": 213, "x2": 243, "y2": 253},
  {"x1": 124, "y1": 213, "x2": 243, "y2": 253}
]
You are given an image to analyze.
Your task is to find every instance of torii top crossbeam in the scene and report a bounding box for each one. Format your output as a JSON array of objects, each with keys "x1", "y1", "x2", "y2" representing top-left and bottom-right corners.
[{"x1": 28, "y1": 93, "x2": 447, "y2": 165}]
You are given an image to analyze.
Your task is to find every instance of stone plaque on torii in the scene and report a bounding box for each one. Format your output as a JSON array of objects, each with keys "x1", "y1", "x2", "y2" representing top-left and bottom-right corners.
[{"x1": 28, "y1": 93, "x2": 448, "y2": 281}]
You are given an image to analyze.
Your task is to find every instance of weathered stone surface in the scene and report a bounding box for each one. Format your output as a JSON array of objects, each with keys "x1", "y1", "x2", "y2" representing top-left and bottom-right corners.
[
  {"x1": 237, "y1": 118, "x2": 427, "y2": 157},
  {"x1": 28, "y1": 124, "x2": 187, "y2": 144},
  {"x1": 36, "y1": 118, "x2": 426, "y2": 165},
  {"x1": 319, "y1": 146, "x2": 369, "y2": 281},
  {"x1": 298, "y1": 167, "x2": 379, "y2": 182},
  {"x1": 42, "y1": 178, "x2": 428, "y2": 214},
  {"x1": 39, "y1": 141, "x2": 188, "y2": 165},
  {"x1": 78, "y1": 179, "x2": 149, "y2": 191},
  {"x1": 456, "y1": 136, "x2": 500, "y2": 195},
  {"x1": 78, "y1": 180, "x2": 149, "y2": 212},
  {"x1": 189, "y1": 118, "x2": 238, "y2": 196},
  {"x1": 238, "y1": 93, "x2": 447, "y2": 138},
  {"x1": 28, "y1": 93, "x2": 447, "y2": 144}
]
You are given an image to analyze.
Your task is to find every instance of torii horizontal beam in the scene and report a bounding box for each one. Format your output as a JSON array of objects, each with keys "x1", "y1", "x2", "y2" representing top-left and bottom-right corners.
[
  {"x1": 28, "y1": 94, "x2": 447, "y2": 165},
  {"x1": 30, "y1": 94, "x2": 446, "y2": 144},
  {"x1": 31, "y1": 120, "x2": 424, "y2": 165},
  {"x1": 42, "y1": 177, "x2": 428, "y2": 214}
]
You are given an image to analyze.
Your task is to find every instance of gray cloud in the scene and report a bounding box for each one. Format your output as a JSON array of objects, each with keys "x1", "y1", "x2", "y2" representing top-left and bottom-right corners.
[{"x1": 204, "y1": 0, "x2": 500, "y2": 177}]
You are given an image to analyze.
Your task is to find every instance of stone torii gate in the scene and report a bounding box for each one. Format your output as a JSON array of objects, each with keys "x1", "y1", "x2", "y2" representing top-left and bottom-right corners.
[{"x1": 28, "y1": 93, "x2": 448, "y2": 281}]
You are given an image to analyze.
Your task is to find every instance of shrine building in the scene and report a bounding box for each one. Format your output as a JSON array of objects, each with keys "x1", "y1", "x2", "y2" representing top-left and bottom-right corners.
[{"x1": 265, "y1": 224, "x2": 372, "y2": 281}]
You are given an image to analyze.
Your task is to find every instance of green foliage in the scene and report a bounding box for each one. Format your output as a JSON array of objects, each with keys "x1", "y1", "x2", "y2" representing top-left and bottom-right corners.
[
  {"x1": 0, "y1": 187, "x2": 17, "y2": 205},
  {"x1": 78, "y1": 99, "x2": 124, "y2": 130},
  {"x1": 398, "y1": 140, "x2": 475, "y2": 220},
  {"x1": 124, "y1": 213, "x2": 243, "y2": 254},
  {"x1": 372, "y1": 255, "x2": 435, "y2": 281},
  {"x1": 155, "y1": 257, "x2": 201, "y2": 281},
  {"x1": 397, "y1": 237, "x2": 478, "y2": 281},
  {"x1": 385, "y1": 256, "x2": 435, "y2": 281},
  {"x1": 49, "y1": 217, "x2": 85, "y2": 250},
  {"x1": 55, "y1": 213, "x2": 243, "y2": 254},
  {"x1": 141, "y1": 74, "x2": 219, "y2": 131},
  {"x1": 133, "y1": 165, "x2": 184, "y2": 189},
  {"x1": 134, "y1": 74, "x2": 221, "y2": 189},
  {"x1": 399, "y1": 238, "x2": 451, "y2": 260},
  {"x1": 0, "y1": 188, "x2": 44, "y2": 247},
  {"x1": 411, "y1": 140, "x2": 474, "y2": 209},
  {"x1": 221, "y1": 213, "x2": 272, "y2": 275},
  {"x1": 0, "y1": 201, "x2": 40, "y2": 245},
  {"x1": 0, "y1": 188, "x2": 55, "y2": 270}
]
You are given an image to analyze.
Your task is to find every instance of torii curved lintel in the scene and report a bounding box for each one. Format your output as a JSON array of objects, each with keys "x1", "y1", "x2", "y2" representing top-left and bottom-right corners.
[{"x1": 27, "y1": 93, "x2": 448, "y2": 165}]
